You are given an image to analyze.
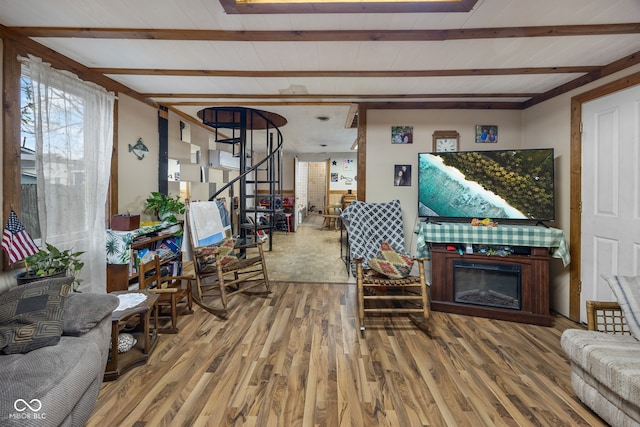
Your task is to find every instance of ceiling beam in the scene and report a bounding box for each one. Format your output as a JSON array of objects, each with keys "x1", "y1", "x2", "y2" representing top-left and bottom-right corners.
[
  {"x1": 92, "y1": 67, "x2": 597, "y2": 77},
  {"x1": 168, "y1": 101, "x2": 354, "y2": 107},
  {"x1": 219, "y1": 0, "x2": 478, "y2": 14},
  {"x1": 0, "y1": 24, "x2": 156, "y2": 108},
  {"x1": 12, "y1": 23, "x2": 640, "y2": 41},
  {"x1": 360, "y1": 101, "x2": 523, "y2": 109},
  {"x1": 143, "y1": 93, "x2": 538, "y2": 99},
  {"x1": 524, "y1": 50, "x2": 640, "y2": 108}
]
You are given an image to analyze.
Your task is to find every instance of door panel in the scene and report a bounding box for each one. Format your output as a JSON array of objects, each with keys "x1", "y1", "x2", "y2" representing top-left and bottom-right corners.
[{"x1": 581, "y1": 85, "x2": 640, "y2": 323}]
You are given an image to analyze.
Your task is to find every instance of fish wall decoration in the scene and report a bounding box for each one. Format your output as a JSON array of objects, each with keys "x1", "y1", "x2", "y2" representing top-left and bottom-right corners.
[{"x1": 129, "y1": 138, "x2": 149, "y2": 160}]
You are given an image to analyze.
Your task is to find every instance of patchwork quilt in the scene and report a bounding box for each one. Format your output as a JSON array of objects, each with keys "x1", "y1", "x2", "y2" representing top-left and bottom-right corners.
[{"x1": 340, "y1": 199, "x2": 407, "y2": 270}]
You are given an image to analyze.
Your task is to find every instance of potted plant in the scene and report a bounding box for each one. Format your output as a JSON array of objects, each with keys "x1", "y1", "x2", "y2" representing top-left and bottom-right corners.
[
  {"x1": 16, "y1": 243, "x2": 85, "y2": 290},
  {"x1": 144, "y1": 192, "x2": 185, "y2": 223}
]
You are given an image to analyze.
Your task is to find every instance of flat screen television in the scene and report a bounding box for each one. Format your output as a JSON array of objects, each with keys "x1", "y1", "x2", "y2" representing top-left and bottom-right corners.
[{"x1": 418, "y1": 148, "x2": 555, "y2": 222}]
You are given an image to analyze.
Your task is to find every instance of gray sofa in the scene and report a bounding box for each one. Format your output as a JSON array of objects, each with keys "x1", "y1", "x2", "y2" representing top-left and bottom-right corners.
[
  {"x1": 561, "y1": 329, "x2": 640, "y2": 426},
  {"x1": 0, "y1": 277, "x2": 118, "y2": 427},
  {"x1": 561, "y1": 274, "x2": 640, "y2": 427}
]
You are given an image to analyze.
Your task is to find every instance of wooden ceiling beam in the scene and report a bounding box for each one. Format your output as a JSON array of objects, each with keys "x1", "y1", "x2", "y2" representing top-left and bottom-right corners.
[
  {"x1": 219, "y1": 0, "x2": 478, "y2": 14},
  {"x1": 0, "y1": 24, "x2": 156, "y2": 108},
  {"x1": 360, "y1": 101, "x2": 524, "y2": 110},
  {"x1": 92, "y1": 66, "x2": 597, "y2": 77},
  {"x1": 168, "y1": 101, "x2": 354, "y2": 107},
  {"x1": 524, "y1": 50, "x2": 640, "y2": 108},
  {"x1": 12, "y1": 23, "x2": 640, "y2": 42},
  {"x1": 144, "y1": 93, "x2": 538, "y2": 99}
]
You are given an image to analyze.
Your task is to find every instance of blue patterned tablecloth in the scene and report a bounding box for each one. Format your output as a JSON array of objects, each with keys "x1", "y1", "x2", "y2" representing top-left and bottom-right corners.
[
  {"x1": 106, "y1": 222, "x2": 177, "y2": 265},
  {"x1": 415, "y1": 222, "x2": 570, "y2": 266}
]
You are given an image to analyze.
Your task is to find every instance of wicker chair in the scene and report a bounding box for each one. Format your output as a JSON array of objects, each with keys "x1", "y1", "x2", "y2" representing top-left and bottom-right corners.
[
  {"x1": 586, "y1": 300, "x2": 630, "y2": 335},
  {"x1": 342, "y1": 199, "x2": 431, "y2": 334}
]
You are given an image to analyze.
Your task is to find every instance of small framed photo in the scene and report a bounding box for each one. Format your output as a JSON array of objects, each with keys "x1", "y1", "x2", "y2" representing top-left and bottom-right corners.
[
  {"x1": 394, "y1": 164, "x2": 411, "y2": 186},
  {"x1": 391, "y1": 126, "x2": 413, "y2": 144},
  {"x1": 475, "y1": 125, "x2": 498, "y2": 143}
]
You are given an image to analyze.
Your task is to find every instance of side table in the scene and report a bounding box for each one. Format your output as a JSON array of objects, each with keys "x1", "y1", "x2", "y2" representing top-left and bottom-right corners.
[{"x1": 104, "y1": 290, "x2": 159, "y2": 381}]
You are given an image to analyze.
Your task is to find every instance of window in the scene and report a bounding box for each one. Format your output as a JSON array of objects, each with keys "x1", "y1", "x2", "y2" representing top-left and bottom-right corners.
[
  {"x1": 19, "y1": 76, "x2": 40, "y2": 240},
  {"x1": 17, "y1": 55, "x2": 115, "y2": 293}
]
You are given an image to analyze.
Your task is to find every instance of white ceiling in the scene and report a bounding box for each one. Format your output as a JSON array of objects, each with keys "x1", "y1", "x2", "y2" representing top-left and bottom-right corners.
[{"x1": 1, "y1": 0, "x2": 639, "y2": 153}]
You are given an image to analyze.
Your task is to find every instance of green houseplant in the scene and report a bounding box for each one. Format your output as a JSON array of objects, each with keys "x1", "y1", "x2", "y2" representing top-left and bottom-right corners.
[
  {"x1": 17, "y1": 243, "x2": 85, "y2": 290},
  {"x1": 144, "y1": 192, "x2": 185, "y2": 223}
]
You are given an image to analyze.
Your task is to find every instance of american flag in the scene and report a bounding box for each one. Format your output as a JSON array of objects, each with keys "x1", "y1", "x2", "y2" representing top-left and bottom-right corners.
[{"x1": 1, "y1": 210, "x2": 39, "y2": 264}]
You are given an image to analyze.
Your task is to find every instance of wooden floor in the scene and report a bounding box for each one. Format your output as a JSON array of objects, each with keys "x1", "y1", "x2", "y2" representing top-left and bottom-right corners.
[{"x1": 88, "y1": 282, "x2": 605, "y2": 427}]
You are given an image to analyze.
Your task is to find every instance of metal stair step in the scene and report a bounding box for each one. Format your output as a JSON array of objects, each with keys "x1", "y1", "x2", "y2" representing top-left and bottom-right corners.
[
  {"x1": 215, "y1": 137, "x2": 241, "y2": 144},
  {"x1": 240, "y1": 223, "x2": 272, "y2": 231},
  {"x1": 245, "y1": 180, "x2": 278, "y2": 184}
]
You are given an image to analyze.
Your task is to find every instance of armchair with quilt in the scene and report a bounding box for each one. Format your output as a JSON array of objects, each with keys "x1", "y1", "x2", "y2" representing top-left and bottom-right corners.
[
  {"x1": 341, "y1": 199, "x2": 431, "y2": 334},
  {"x1": 185, "y1": 201, "x2": 271, "y2": 318}
]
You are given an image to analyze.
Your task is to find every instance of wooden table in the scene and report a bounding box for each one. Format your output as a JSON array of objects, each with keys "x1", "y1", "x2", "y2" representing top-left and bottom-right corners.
[{"x1": 104, "y1": 290, "x2": 159, "y2": 381}]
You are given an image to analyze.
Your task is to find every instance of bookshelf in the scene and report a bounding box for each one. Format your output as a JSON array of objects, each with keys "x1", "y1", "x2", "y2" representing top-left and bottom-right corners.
[{"x1": 106, "y1": 223, "x2": 183, "y2": 292}]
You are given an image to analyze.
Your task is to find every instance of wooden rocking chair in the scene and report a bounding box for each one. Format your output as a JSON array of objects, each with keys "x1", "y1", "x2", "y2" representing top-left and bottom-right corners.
[
  {"x1": 138, "y1": 255, "x2": 194, "y2": 333},
  {"x1": 342, "y1": 199, "x2": 431, "y2": 334},
  {"x1": 186, "y1": 201, "x2": 271, "y2": 318}
]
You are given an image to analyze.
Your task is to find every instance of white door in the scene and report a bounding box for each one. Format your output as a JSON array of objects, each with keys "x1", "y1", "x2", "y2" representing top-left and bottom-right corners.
[{"x1": 580, "y1": 84, "x2": 640, "y2": 323}]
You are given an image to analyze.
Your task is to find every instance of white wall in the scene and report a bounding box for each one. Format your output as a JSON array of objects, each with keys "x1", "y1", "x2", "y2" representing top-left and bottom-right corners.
[
  {"x1": 363, "y1": 66, "x2": 640, "y2": 318},
  {"x1": 523, "y1": 64, "x2": 640, "y2": 316},
  {"x1": 117, "y1": 104, "x2": 236, "y2": 220},
  {"x1": 117, "y1": 94, "x2": 159, "y2": 220},
  {"x1": 365, "y1": 108, "x2": 524, "y2": 252},
  {"x1": 282, "y1": 151, "x2": 295, "y2": 190},
  {"x1": 329, "y1": 153, "x2": 357, "y2": 191}
]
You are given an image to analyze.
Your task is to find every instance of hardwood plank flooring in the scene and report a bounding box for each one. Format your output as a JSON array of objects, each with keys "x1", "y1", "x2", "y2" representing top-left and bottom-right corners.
[{"x1": 88, "y1": 282, "x2": 606, "y2": 427}]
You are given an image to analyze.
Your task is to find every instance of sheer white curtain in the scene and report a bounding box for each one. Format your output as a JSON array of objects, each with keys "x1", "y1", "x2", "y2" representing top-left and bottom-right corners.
[{"x1": 20, "y1": 55, "x2": 115, "y2": 294}]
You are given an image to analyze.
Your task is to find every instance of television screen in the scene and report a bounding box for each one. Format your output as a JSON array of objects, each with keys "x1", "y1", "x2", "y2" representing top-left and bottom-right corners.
[{"x1": 418, "y1": 148, "x2": 555, "y2": 221}]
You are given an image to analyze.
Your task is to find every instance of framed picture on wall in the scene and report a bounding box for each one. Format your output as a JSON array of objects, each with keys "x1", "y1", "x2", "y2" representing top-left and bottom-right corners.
[
  {"x1": 391, "y1": 126, "x2": 413, "y2": 144},
  {"x1": 394, "y1": 164, "x2": 411, "y2": 186},
  {"x1": 475, "y1": 125, "x2": 498, "y2": 143}
]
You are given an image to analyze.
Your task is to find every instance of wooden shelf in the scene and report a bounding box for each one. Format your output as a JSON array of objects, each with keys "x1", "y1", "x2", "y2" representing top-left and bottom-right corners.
[
  {"x1": 106, "y1": 224, "x2": 183, "y2": 292},
  {"x1": 131, "y1": 233, "x2": 173, "y2": 249}
]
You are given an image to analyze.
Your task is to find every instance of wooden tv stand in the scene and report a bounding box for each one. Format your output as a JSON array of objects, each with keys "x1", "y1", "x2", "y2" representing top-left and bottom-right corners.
[{"x1": 430, "y1": 243, "x2": 552, "y2": 326}]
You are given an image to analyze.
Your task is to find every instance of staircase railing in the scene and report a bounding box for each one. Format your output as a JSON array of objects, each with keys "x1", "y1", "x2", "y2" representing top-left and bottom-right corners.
[{"x1": 198, "y1": 106, "x2": 286, "y2": 251}]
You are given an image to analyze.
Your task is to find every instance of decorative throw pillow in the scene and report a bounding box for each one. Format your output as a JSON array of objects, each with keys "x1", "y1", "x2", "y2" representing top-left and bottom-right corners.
[
  {"x1": 368, "y1": 241, "x2": 414, "y2": 279},
  {"x1": 63, "y1": 293, "x2": 119, "y2": 336},
  {"x1": 0, "y1": 276, "x2": 72, "y2": 354},
  {"x1": 194, "y1": 238, "x2": 238, "y2": 273},
  {"x1": 117, "y1": 332, "x2": 137, "y2": 353},
  {"x1": 602, "y1": 274, "x2": 640, "y2": 340}
]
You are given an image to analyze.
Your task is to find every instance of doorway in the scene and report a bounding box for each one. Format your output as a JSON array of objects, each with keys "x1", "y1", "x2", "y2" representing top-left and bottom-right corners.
[
  {"x1": 578, "y1": 83, "x2": 640, "y2": 323},
  {"x1": 306, "y1": 161, "x2": 327, "y2": 214},
  {"x1": 570, "y1": 71, "x2": 640, "y2": 321}
]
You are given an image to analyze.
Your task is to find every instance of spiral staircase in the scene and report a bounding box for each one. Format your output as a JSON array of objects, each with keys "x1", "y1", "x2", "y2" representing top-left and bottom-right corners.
[{"x1": 197, "y1": 106, "x2": 287, "y2": 251}]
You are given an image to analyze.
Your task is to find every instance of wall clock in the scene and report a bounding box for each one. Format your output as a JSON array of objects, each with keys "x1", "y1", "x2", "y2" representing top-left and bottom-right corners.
[{"x1": 432, "y1": 130, "x2": 460, "y2": 152}]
